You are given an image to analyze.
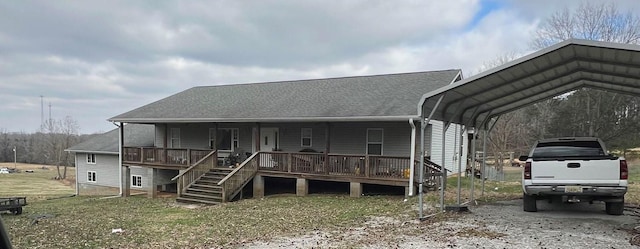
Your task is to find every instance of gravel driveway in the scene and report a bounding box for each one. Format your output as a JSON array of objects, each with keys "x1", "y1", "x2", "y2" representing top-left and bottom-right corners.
[
  {"x1": 404, "y1": 200, "x2": 637, "y2": 249},
  {"x1": 244, "y1": 199, "x2": 639, "y2": 248}
]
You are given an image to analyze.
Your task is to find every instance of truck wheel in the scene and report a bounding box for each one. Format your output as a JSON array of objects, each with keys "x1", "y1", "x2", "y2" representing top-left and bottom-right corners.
[
  {"x1": 523, "y1": 193, "x2": 537, "y2": 212},
  {"x1": 605, "y1": 200, "x2": 624, "y2": 215}
]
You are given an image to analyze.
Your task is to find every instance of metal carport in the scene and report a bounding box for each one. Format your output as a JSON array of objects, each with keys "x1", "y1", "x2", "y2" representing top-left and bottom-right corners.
[{"x1": 415, "y1": 39, "x2": 640, "y2": 219}]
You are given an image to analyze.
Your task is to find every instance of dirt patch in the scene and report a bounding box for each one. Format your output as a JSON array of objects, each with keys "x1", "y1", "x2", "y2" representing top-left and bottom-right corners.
[{"x1": 243, "y1": 200, "x2": 638, "y2": 248}]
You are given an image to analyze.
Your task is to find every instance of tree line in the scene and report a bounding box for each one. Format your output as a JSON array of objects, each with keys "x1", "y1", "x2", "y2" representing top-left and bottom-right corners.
[
  {"x1": 0, "y1": 116, "x2": 95, "y2": 179},
  {"x1": 484, "y1": 2, "x2": 640, "y2": 168}
]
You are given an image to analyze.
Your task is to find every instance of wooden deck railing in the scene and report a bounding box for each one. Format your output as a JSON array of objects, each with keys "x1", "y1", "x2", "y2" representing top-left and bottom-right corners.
[
  {"x1": 368, "y1": 155, "x2": 411, "y2": 178},
  {"x1": 414, "y1": 157, "x2": 446, "y2": 190},
  {"x1": 123, "y1": 147, "x2": 213, "y2": 167},
  {"x1": 218, "y1": 152, "x2": 260, "y2": 202},
  {"x1": 258, "y1": 152, "x2": 416, "y2": 180},
  {"x1": 171, "y1": 150, "x2": 218, "y2": 195}
]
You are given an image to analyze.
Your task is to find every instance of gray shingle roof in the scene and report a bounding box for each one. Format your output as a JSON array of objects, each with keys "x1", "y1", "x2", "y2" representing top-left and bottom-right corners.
[
  {"x1": 110, "y1": 70, "x2": 461, "y2": 123},
  {"x1": 66, "y1": 124, "x2": 154, "y2": 154}
]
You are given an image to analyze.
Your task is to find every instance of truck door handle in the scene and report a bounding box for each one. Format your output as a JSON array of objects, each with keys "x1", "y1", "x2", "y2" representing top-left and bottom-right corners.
[{"x1": 567, "y1": 163, "x2": 581, "y2": 168}]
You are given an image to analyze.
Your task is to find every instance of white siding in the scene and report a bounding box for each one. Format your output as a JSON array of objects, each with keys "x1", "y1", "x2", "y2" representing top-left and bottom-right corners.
[
  {"x1": 429, "y1": 121, "x2": 469, "y2": 174},
  {"x1": 414, "y1": 123, "x2": 432, "y2": 158},
  {"x1": 161, "y1": 122, "x2": 416, "y2": 157},
  {"x1": 128, "y1": 166, "x2": 150, "y2": 189},
  {"x1": 155, "y1": 124, "x2": 166, "y2": 148},
  {"x1": 148, "y1": 122, "x2": 466, "y2": 166},
  {"x1": 164, "y1": 123, "x2": 253, "y2": 152},
  {"x1": 330, "y1": 122, "x2": 412, "y2": 156},
  {"x1": 261, "y1": 123, "x2": 327, "y2": 152},
  {"x1": 76, "y1": 153, "x2": 120, "y2": 188},
  {"x1": 76, "y1": 153, "x2": 149, "y2": 190}
]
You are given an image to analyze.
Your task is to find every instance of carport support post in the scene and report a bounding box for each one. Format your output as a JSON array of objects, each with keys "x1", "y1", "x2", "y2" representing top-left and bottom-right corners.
[
  {"x1": 419, "y1": 119, "x2": 426, "y2": 215},
  {"x1": 419, "y1": 94, "x2": 446, "y2": 219},
  {"x1": 481, "y1": 129, "x2": 487, "y2": 196},
  {"x1": 470, "y1": 126, "x2": 478, "y2": 203},
  {"x1": 456, "y1": 126, "x2": 463, "y2": 206},
  {"x1": 440, "y1": 123, "x2": 447, "y2": 211}
]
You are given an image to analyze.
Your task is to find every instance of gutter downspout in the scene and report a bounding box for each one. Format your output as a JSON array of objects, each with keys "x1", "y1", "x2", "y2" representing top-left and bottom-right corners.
[
  {"x1": 75, "y1": 153, "x2": 79, "y2": 195},
  {"x1": 409, "y1": 118, "x2": 416, "y2": 196},
  {"x1": 117, "y1": 122, "x2": 123, "y2": 196}
]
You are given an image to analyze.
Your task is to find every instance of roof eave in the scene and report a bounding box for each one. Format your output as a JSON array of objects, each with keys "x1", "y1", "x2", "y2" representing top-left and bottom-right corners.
[
  {"x1": 108, "y1": 115, "x2": 420, "y2": 123},
  {"x1": 64, "y1": 149, "x2": 118, "y2": 155}
]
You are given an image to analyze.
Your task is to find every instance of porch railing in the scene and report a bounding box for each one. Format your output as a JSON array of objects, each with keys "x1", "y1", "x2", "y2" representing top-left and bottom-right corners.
[
  {"x1": 414, "y1": 157, "x2": 446, "y2": 190},
  {"x1": 218, "y1": 152, "x2": 260, "y2": 202},
  {"x1": 258, "y1": 152, "x2": 413, "y2": 180},
  {"x1": 123, "y1": 147, "x2": 213, "y2": 167},
  {"x1": 171, "y1": 150, "x2": 218, "y2": 195}
]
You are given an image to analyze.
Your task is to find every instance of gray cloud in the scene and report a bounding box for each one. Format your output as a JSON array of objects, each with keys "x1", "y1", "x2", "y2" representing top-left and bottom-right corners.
[{"x1": 2, "y1": 0, "x2": 637, "y2": 133}]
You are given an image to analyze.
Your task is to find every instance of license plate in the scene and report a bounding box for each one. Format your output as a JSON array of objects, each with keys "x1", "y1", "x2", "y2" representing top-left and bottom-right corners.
[{"x1": 565, "y1": 186, "x2": 583, "y2": 193}]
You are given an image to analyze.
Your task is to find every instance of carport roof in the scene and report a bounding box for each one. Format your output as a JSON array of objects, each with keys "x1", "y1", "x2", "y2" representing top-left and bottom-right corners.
[{"x1": 419, "y1": 39, "x2": 640, "y2": 128}]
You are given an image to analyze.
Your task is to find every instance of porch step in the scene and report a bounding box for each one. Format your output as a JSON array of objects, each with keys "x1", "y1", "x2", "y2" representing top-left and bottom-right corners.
[
  {"x1": 190, "y1": 183, "x2": 222, "y2": 189},
  {"x1": 181, "y1": 192, "x2": 223, "y2": 201},
  {"x1": 176, "y1": 197, "x2": 221, "y2": 205},
  {"x1": 200, "y1": 174, "x2": 226, "y2": 180},
  {"x1": 188, "y1": 184, "x2": 222, "y2": 192},
  {"x1": 196, "y1": 179, "x2": 221, "y2": 184}
]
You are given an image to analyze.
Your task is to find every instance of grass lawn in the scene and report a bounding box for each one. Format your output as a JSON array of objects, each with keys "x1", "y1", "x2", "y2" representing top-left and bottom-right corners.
[
  {"x1": 0, "y1": 163, "x2": 75, "y2": 200},
  {"x1": 1, "y1": 162, "x2": 638, "y2": 248}
]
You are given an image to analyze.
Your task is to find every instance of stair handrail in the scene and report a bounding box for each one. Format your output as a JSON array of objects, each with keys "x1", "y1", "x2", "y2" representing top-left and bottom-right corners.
[
  {"x1": 171, "y1": 150, "x2": 218, "y2": 181},
  {"x1": 171, "y1": 150, "x2": 217, "y2": 196},
  {"x1": 217, "y1": 152, "x2": 260, "y2": 202}
]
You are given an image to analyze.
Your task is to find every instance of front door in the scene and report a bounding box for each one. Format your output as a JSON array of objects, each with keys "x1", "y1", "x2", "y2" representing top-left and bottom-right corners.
[{"x1": 260, "y1": 127, "x2": 279, "y2": 151}]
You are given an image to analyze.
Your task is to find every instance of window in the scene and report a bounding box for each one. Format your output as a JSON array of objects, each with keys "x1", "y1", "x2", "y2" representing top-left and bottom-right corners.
[
  {"x1": 87, "y1": 154, "x2": 96, "y2": 164},
  {"x1": 216, "y1": 128, "x2": 239, "y2": 151},
  {"x1": 87, "y1": 171, "x2": 96, "y2": 182},
  {"x1": 533, "y1": 141, "x2": 605, "y2": 158},
  {"x1": 366, "y1": 128, "x2": 383, "y2": 155},
  {"x1": 131, "y1": 175, "x2": 142, "y2": 188},
  {"x1": 208, "y1": 128, "x2": 216, "y2": 149},
  {"x1": 170, "y1": 128, "x2": 180, "y2": 148},
  {"x1": 301, "y1": 128, "x2": 312, "y2": 147}
]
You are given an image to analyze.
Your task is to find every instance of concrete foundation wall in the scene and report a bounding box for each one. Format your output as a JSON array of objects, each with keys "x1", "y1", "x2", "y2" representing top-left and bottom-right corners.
[{"x1": 77, "y1": 183, "x2": 119, "y2": 196}]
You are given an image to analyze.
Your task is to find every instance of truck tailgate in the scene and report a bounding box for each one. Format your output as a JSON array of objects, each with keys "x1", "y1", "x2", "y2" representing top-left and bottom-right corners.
[{"x1": 531, "y1": 159, "x2": 620, "y2": 185}]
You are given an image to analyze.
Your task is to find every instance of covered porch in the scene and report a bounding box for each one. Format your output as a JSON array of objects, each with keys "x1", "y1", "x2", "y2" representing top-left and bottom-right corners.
[{"x1": 121, "y1": 147, "x2": 442, "y2": 183}]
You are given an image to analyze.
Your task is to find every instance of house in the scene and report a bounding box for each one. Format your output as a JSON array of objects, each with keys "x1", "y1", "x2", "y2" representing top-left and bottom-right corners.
[
  {"x1": 107, "y1": 70, "x2": 468, "y2": 204},
  {"x1": 65, "y1": 124, "x2": 161, "y2": 195}
]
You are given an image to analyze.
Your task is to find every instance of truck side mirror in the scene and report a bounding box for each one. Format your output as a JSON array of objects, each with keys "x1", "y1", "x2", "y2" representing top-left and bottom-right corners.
[{"x1": 518, "y1": 156, "x2": 528, "y2": 161}]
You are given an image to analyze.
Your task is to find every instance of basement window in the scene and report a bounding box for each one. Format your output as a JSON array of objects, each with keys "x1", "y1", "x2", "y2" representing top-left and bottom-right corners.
[
  {"x1": 87, "y1": 171, "x2": 96, "y2": 183},
  {"x1": 131, "y1": 175, "x2": 142, "y2": 188}
]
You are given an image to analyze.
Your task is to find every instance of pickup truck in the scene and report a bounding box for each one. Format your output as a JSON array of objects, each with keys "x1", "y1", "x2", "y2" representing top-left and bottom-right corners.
[{"x1": 520, "y1": 137, "x2": 627, "y2": 215}]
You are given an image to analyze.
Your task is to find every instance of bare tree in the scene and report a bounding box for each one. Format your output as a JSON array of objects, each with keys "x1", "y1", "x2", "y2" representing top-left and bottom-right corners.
[
  {"x1": 42, "y1": 116, "x2": 79, "y2": 179},
  {"x1": 475, "y1": 53, "x2": 537, "y2": 166},
  {"x1": 532, "y1": 2, "x2": 640, "y2": 48},
  {"x1": 530, "y1": 1, "x2": 640, "y2": 150}
]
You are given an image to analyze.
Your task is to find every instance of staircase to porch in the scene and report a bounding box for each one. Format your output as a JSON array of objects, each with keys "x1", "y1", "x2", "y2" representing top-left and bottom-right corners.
[
  {"x1": 176, "y1": 168, "x2": 232, "y2": 204},
  {"x1": 173, "y1": 151, "x2": 260, "y2": 205}
]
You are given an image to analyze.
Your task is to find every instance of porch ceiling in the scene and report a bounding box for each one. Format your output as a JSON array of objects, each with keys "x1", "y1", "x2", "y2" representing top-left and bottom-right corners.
[{"x1": 419, "y1": 39, "x2": 640, "y2": 128}]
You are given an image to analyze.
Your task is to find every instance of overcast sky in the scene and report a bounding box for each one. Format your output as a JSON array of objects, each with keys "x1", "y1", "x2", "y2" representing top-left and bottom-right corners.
[{"x1": 1, "y1": 0, "x2": 637, "y2": 134}]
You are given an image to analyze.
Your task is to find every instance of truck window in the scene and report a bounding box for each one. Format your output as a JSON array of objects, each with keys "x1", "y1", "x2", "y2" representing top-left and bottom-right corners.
[{"x1": 532, "y1": 141, "x2": 605, "y2": 158}]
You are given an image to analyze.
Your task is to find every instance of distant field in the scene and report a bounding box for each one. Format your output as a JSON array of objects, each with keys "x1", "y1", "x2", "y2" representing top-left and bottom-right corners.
[{"x1": 0, "y1": 163, "x2": 75, "y2": 200}]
